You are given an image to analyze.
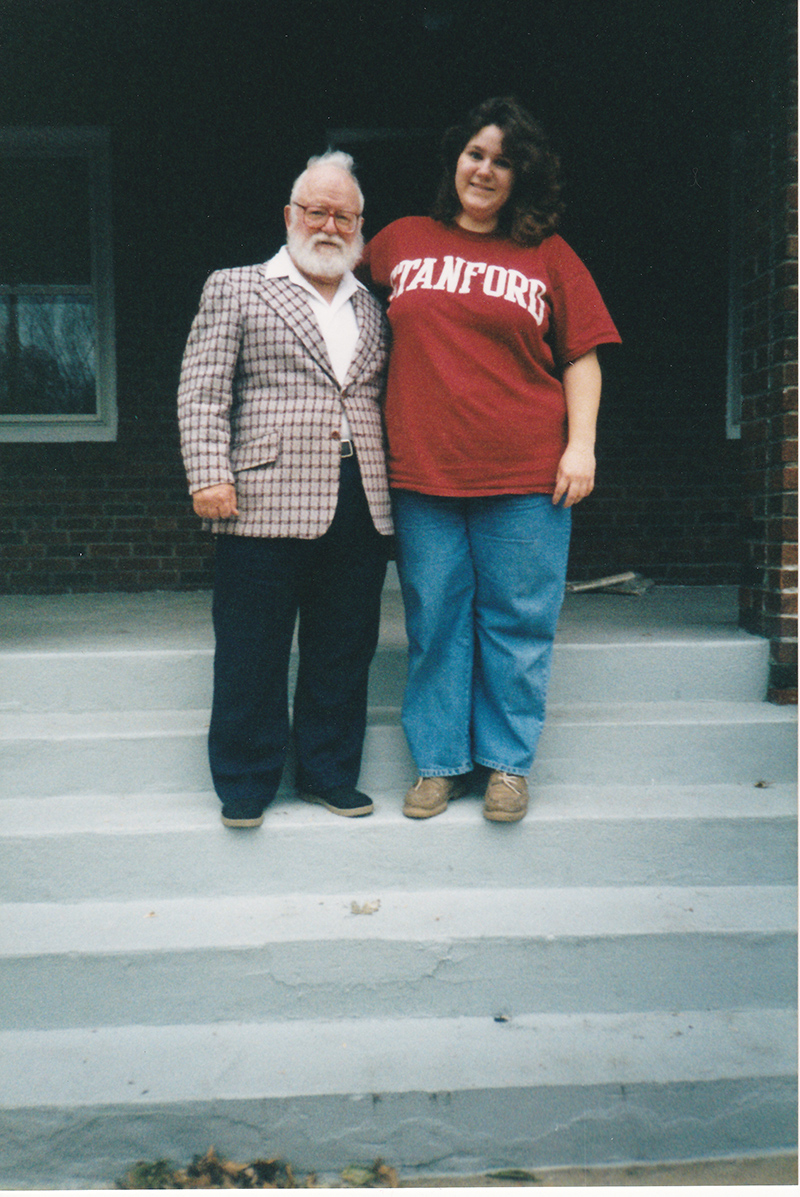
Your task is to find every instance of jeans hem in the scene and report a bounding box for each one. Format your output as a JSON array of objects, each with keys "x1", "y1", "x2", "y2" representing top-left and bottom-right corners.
[
  {"x1": 474, "y1": 757, "x2": 533, "y2": 776},
  {"x1": 417, "y1": 765, "x2": 474, "y2": 778}
]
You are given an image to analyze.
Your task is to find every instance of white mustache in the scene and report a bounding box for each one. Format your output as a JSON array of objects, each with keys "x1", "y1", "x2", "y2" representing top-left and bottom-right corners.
[{"x1": 308, "y1": 232, "x2": 347, "y2": 250}]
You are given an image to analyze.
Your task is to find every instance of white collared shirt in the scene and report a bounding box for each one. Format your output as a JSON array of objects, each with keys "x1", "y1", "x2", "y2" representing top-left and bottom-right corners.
[{"x1": 263, "y1": 245, "x2": 362, "y2": 439}]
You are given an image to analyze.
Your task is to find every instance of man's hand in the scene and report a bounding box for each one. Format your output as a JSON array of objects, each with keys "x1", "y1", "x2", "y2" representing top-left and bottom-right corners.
[{"x1": 192, "y1": 483, "x2": 238, "y2": 519}]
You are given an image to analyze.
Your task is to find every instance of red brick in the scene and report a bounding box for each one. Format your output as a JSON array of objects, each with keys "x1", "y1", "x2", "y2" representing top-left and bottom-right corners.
[
  {"x1": 87, "y1": 544, "x2": 133, "y2": 558},
  {"x1": 768, "y1": 687, "x2": 799, "y2": 704},
  {"x1": 769, "y1": 466, "x2": 799, "y2": 491},
  {"x1": 767, "y1": 567, "x2": 799, "y2": 591},
  {"x1": 773, "y1": 641, "x2": 799, "y2": 665}
]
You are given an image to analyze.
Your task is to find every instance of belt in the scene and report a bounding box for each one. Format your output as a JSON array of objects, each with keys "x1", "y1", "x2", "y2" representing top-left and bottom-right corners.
[{"x1": 340, "y1": 439, "x2": 354, "y2": 458}]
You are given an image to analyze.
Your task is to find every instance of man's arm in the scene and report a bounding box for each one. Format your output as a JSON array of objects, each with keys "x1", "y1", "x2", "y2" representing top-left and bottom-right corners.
[
  {"x1": 552, "y1": 348, "x2": 602, "y2": 508},
  {"x1": 177, "y1": 271, "x2": 242, "y2": 508}
]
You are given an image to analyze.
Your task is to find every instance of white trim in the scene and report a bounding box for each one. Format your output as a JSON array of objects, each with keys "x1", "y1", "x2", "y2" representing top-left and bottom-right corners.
[{"x1": 726, "y1": 131, "x2": 748, "y2": 441}]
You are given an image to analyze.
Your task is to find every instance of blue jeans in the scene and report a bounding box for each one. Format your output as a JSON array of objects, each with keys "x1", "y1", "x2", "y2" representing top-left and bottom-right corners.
[
  {"x1": 209, "y1": 454, "x2": 388, "y2": 813},
  {"x1": 392, "y1": 489, "x2": 571, "y2": 777}
]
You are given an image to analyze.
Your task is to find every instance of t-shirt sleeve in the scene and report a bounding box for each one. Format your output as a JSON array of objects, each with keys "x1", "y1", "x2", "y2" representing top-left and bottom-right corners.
[
  {"x1": 357, "y1": 224, "x2": 394, "y2": 289},
  {"x1": 545, "y1": 236, "x2": 621, "y2": 365}
]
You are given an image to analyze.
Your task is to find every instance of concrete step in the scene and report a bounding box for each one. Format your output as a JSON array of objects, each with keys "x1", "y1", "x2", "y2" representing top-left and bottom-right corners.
[
  {"x1": 1, "y1": 885, "x2": 794, "y2": 1031},
  {"x1": 0, "y1": 1007, "x2": 794, "y2": 1188},
  {"x1": 0, "y1": 699, "x2": 793, "y2": 799},
  {"x1": 0, "y1": 636, "x2": 769, "y2": 711},
  {"x1": 0, "y1": 584, "x2": 771, "y2": 713},
  {"x1": 0, "y1": 640, "x2": 771, "y2": 714},
  {"x1": 0, "y1": 784, "x2": 795, "y2": 901}
]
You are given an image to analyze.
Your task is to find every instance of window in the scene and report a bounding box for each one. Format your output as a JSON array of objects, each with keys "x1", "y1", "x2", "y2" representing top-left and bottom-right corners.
[{"x1": 0, "y1": 127, "x2": 117, "y2": 441}]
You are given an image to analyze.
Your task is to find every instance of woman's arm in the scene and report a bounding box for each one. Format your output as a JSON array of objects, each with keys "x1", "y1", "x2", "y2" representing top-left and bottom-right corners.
[{"x1": 552, "y1": 348, "x2": 602, "y2": 507}]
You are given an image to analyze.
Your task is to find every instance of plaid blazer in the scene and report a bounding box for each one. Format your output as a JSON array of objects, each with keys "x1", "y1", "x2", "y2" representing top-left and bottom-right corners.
[{"x1": 177, "y1": 265, "x2": 393, "y2": 538}]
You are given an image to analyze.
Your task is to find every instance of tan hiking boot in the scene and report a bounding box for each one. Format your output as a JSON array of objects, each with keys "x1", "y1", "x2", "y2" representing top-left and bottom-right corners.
[
  {"x1": 403, "y1": 775, "x2": 467, "y2": 819},
  {"x1": 483, "y1": 771, "x2": 529, "y2": 822}
]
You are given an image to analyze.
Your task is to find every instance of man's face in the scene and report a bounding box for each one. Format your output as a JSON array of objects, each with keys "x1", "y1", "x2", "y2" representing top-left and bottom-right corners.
[{"x1": 285, "y1": 165, "x2": 364, "y2": 284}]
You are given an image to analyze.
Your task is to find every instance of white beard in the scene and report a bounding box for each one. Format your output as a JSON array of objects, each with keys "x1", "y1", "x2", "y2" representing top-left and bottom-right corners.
[{"x1": 287, "y1": 226, "x2": 363, "y2": 281}]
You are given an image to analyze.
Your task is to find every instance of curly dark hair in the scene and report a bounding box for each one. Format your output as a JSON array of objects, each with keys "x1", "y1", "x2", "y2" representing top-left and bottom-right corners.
[{"x1": 431, "y1": 97, "x2": 564, "y2": 246}]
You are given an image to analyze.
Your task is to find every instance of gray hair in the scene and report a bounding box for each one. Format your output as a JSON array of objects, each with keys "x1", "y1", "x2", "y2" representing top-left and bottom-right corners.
[{"x1": 289, "y1": 150, "x2": 364, "y2": 213}]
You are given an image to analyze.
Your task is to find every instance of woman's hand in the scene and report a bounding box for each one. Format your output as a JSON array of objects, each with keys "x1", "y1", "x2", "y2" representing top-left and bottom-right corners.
[
  {"x1": 192, "y1": 483, "x2": 238, "y2": 519},
  {"x1": 553, "y1": 443, "x2": 596, "y2": 507},
  {"x1": 553, "y1": 349, "x2": 602, "y2": 507}
]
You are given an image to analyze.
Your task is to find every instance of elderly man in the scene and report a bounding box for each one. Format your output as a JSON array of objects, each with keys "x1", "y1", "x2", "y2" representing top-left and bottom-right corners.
[{"x1": 178, "y1": 152, "x2": 392, "y2": 828}]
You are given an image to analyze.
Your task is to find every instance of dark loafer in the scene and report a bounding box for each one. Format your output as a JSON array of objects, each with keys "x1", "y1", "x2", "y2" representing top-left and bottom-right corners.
[
  {"x1": 299, "y1": 786, "x2": 374, "y2": 817},
  {"x1": 220, "y1": 802, "x2": 266, "y2": 828}
]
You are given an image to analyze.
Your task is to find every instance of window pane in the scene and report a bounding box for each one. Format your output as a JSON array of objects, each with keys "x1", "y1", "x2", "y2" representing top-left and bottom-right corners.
[{"x1": 0, "y1": 293, "x2": 97, "y2": 415}]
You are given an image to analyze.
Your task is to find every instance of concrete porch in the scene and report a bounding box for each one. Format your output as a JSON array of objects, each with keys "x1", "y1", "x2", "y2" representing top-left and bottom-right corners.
[{"x1": 0, "y1": 572, "x2": 796, "y2": 1187}]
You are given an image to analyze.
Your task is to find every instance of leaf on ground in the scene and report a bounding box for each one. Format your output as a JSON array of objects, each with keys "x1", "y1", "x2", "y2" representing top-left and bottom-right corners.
[
  {"x1": 350, "y1": 899, "x2": 381, "y2": 915},
  {"x1": 341, "y1": 1159, "x2": 398, "y2": 1187},
  {"x1": 116, "y1": 1158, "x2": 181, "y2": 1188},
  {"x1": 487, "y1": 1168, "x2": 539, "y2": 1181}
]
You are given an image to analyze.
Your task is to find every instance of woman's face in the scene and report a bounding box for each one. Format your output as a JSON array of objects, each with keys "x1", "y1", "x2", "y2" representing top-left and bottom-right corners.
[{"x1": 453, "y1": 124, "x2": 514, "y2": 233}]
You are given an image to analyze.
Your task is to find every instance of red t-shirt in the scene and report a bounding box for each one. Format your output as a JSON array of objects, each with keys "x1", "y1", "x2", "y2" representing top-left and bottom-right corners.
[{"x1": 360, "y1": 217, "x2": 621, "y2": 496}]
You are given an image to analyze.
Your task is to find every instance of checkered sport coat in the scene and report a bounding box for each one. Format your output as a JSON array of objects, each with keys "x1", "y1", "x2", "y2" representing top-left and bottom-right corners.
[{"x1": 177, "y1": 264, "x2": 393, "y2": 538}]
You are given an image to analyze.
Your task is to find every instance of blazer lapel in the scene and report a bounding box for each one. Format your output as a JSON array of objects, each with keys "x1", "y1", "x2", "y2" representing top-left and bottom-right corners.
[
  {"x1": 345, "y1": 289, "x2": 383, "y2": 386},
  {"x1": 254, "y1": 271, "x2": 338, "y2": 384}
]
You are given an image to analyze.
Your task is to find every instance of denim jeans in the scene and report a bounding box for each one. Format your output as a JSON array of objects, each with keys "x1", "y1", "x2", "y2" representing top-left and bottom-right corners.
[
  {"x1": 392, "y1": 489, "x2": 571, "y2": 777},
  {"x1": 209, "y1": 454, "x2": 388, "y2": 813}
]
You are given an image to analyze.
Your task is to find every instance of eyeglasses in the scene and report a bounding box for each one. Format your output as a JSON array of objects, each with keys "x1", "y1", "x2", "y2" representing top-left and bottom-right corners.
[{"x1": 292, "y1": 202, "x2": 360, "y2": 234}]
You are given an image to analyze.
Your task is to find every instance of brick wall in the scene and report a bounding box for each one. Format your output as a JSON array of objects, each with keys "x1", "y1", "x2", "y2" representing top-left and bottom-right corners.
[
  {"x1": 0, "y1": 442, "x2": 211, "y2": 593},
  {"x1": 738, "y1": 0, "x2": 798, "y2": 703}
]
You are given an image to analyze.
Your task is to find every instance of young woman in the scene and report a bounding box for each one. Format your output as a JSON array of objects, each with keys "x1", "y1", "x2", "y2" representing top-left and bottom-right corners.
[{"x1": 360, "y1": 97, "x2": 621, "y2": 822}]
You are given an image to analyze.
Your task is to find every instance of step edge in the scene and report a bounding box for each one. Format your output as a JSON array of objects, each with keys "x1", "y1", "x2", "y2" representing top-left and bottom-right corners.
[
  {"x1": 0, "y1": 885, "x2": 795, "y2": 957},
  {"x1": 0, "y1": 1008, "x2": 794, "y2": 1109}
]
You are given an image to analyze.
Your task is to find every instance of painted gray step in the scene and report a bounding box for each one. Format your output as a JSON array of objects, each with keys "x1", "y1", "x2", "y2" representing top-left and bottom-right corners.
[
  {"x1": 0, "y1": 1008, "x2": 794, "y2": 1187},
  {"x1": 549, "y1": 637, "x2": 768, "y2": 703},
  {"x1": 0, "y1": 583, "x2": 771, "y2": 713},
  {"x1": 0, "y1": 637, "x2": 769, "y2": 713},
  {"x1": 1, "y1": 886, "x2": 794, "y2": 1031},
  {"x1": 361, "y1": 703, "x2": 798, "y2": 792},
  {"x1": 0, "y1": 700, "x2": 794, "y2": 799},
  {"x1": 0, "y1": 784, "x2": 794, "y2": 902}
]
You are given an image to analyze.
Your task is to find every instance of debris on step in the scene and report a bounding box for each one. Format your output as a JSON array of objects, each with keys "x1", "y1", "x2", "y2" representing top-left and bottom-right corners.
[
  {"x1": 116, "y1": 1147, "x2": 399, "y2": 1188},
  {"x1": 116, "y1": 1146, "x2": 305, "y2": 1188},
  {"x1": 340, "y1": 1160, "x2": 398, "y2": 1187},
  {"x1": 566, "y1": 571, "x2": 654, "y2": 596}
]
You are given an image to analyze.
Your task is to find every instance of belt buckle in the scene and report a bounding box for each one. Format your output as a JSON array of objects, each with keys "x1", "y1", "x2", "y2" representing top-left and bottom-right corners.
[{"x1": 340, "y1": 439, "x2": 354, "y2": 459}]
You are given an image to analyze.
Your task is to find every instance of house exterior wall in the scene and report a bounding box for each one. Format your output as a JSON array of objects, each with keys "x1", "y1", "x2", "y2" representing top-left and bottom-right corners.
[
  {"x1": 0, "y1": 2, "x2": 792, "y2": 636},
  {"x1": 1, "y1": 309, "x2": 213, "y2": 592},
  {"x1": 738, "y1": 0, "x2": 798, "y2": 702}
]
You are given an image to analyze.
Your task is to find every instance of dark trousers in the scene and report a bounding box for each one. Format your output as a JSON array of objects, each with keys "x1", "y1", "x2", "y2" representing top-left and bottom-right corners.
[{"x1": 208, "y1": 454, "x2": 388, "y2": 814}]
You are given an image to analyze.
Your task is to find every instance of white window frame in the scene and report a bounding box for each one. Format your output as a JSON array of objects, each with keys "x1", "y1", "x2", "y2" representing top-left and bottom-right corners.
[
  {"x1": 0, "y1": 127, "x2": 117, "y2": 442},
  {"x1": 726, "y1": 131, "x2": 749, "y2": 440}
]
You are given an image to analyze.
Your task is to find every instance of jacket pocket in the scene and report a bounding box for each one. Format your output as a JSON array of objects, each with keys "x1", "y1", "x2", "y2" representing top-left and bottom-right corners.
[{"x1": 231, "y1": 433, "x2": 281, "y2": 472}]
